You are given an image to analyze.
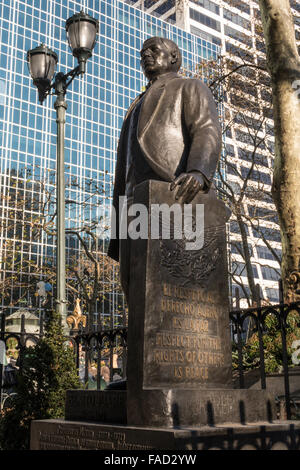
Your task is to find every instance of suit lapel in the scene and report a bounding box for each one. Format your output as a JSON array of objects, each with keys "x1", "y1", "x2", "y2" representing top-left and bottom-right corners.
[
  {"x1": 138, "y1": 81, "x2": 165, "y2": 137},
  {"x1": 138, "y1": 72, "x2": 179, "y2": 138}
]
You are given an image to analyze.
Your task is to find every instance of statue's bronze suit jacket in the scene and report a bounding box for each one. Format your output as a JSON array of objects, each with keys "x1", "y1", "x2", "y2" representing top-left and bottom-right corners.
[{"x1": 107, "y1": 72, "x2": 222, "y2": 262}]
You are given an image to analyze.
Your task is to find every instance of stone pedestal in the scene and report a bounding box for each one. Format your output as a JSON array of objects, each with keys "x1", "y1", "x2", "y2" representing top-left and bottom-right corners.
[
  {"x1": 127, "y1": 181, "x2": 232, "y2": 395},
  {"x1": 64, "y1": 388, "x2": 275, "y2": 428}
]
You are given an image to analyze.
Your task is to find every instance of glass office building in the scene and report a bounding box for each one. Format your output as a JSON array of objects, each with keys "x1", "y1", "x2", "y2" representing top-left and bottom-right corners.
[{"x1": 0, "y1": 0, "x2": 220, "y2": 321}]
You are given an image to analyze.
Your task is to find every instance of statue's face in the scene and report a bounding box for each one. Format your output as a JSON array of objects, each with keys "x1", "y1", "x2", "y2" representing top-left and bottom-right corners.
[{"x1": 140, "y1": 39, "x2": 173, "y2": 80}]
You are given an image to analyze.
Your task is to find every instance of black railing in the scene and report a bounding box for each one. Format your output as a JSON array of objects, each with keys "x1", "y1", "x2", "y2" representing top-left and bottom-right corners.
[
  {"x1": 0, "y1": 311, "x2": 127, "y2": 408},
  {"x1": 71, "y1": 326, "x2": 127, "y2": 389},
  {"x1": 230, "y1": 284, "x2": 300, "y2": 420},
  {"x1": 0, "y1": 311, "x2": 46, "y2": 410}
]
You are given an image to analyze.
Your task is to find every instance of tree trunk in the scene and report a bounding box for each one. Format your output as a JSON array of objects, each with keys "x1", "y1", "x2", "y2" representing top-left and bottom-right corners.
[
  {"x1": 259, "y1": 0, "x2": 300, "y2": 302},
  {"x1": 236, "y1": 213, "x2": 259, "y2": 304}
]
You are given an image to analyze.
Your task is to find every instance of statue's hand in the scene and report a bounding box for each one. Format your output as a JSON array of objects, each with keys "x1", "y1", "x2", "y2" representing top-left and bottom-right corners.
[{"x1": 170, "y1": 172, "x2": 206, "y2": 204}]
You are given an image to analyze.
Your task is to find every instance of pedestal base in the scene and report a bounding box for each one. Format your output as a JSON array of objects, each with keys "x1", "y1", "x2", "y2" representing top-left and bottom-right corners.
[
  {"x1": 65, "y1": 388, "x2": 276, "y2": 428},
  {"x1": 30, "y1": 419, "x2": 300, "y2": 450}
]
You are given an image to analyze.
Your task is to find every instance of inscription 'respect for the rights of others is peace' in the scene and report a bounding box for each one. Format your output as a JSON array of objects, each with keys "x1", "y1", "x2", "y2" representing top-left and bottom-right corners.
[{"x1": 149, "y1": 283, "x2": 227, "y2": 384}]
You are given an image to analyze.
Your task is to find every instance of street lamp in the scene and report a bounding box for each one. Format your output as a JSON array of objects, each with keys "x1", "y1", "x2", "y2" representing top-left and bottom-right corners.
[{"x1": 27, "y1": 11, "x2": 98, "y2": 328}]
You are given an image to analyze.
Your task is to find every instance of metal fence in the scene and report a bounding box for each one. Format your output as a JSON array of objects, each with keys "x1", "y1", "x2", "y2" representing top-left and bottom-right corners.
[
  {"x1": 0, "y1": 311, "x2": 127, "y2": 409},
  {"x1": 0, "y1": 312, "x2": 45, "y2": 410},
  {"x1": 230, "y1": 284, "x2": 300, "y2": 420},
  {"x1": 70, "y1": 326, "x2": 127, "y2": 389}
]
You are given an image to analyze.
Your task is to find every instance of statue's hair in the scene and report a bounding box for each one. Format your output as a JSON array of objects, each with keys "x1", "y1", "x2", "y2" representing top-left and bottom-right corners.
[{"x1": 142, "y1": 37, "x2": 182, "y2": 71}]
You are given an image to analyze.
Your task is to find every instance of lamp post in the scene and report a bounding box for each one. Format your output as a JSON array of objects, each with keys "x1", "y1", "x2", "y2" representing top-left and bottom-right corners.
[{"x1": 27, "y1": 11, "x2": 98, "y2": 328}]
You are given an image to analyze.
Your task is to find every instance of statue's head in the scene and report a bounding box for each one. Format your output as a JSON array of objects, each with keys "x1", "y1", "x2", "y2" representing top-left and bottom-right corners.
[{"x1": 140, "y1": 37, "x2": 182, "y2": 80}]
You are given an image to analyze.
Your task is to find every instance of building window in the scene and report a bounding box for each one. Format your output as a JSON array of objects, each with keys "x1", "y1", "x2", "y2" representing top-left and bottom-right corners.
[
  {"x1": 190, "y1": 8, "x2": 221, "y2": 32},
  {"x1": 226, "y1": 162, "x2": 238, "y2": 175},
  {"x1": 153, "y1": 0, "x2": 175, "y2": 16},
  {"x1": 265, "y1": 288, "x2": 280, "y2": 303},
  {"x1": 261, "y1": 266, "x2": 281, "y2": 281},
  {"x1": 224, "y1": 25, "x2": 252, "y2": 46},
  {"x1": 238, "y1": 149, "x2": 269, "y2": 168},
  {"x1": 235, "y1": 1, "x2": 251, "y2": 15},
  {"x1": 248, "y1": 205, "x2": 278, "y2": 224},
  {"x1": 223, "y1": 8, "x2": 251, "y2": 30},
  {"x1": 230, "y1": 221, "x2": 249, "y2": 236},
  {"x1": 231, "y1": 241, "x2": 254, "y2": 257},
  {"x1": 225, "y1": 42, "x2": 255, "y2": 63},
  {"x1": 232, "y1": 261, "x2": 259, "y2": 279},
  {"x1": 225, "y1": 144, "x2": 235, "y2": 156},
  {"x1": 144, "y1": 0, "x2": 158, "y2": 8},
  {"x1": 291, "y1": 0, "x2": 300, "y2": 13},
  {"x1": 257, "y1": 246, "x2": 282, "y2": 262},
  {"x1": 190, "y1": 26, "x2": 221, "y2": 46},
  {"x1": 189, "y1": 0, "x2": 220, "y2": 16},
  {"x1": 231, "y1": 283, "x2": 251, "y2": 299},
  {"x1": 166, "y1": 13, "x2": 176, "y2": 24},
  {"x1": 252, "y1": 227, "x2": 281, "y2": 243},
  {"x1": 240, "y1": 166, "x2": 272, "y2": 185},
  {"x1": 223, "y1": 0, "x2": 250, "y2": 15}
]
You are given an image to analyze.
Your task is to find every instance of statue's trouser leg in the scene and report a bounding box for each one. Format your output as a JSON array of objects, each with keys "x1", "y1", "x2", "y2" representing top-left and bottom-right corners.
[{"x1": 119, "y1": 198, "x2": 133, "y2": 305}]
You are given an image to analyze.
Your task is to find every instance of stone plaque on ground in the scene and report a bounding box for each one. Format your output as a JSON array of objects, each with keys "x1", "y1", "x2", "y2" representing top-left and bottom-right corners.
[{"x1": 31, "y1": 419, "x2": 300, "y2": 450}]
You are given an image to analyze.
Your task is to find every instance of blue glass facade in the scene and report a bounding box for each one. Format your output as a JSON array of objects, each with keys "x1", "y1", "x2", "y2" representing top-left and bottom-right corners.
[{"x1": 0, "y1": 0, "x2": 220, "y2": 318}]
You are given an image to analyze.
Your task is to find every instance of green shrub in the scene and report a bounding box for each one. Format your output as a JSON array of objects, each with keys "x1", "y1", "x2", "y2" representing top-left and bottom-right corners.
[{"x1": 0, "y1": 310, "x2": 81, "y2": 450}]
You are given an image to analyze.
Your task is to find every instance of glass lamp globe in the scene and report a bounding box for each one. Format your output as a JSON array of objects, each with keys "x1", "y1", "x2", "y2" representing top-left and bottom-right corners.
[
  {"x1": 27, "y1": 44, "x2": 58, "y2": 103},
  {"x1": 66, "y1": 10, "x2": 99, "y2": 74}
]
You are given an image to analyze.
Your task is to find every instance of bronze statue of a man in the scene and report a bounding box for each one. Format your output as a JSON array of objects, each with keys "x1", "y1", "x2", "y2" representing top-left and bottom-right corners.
[{"x1": 107, "y1": 37, "x2": 222, "y2": 299}]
